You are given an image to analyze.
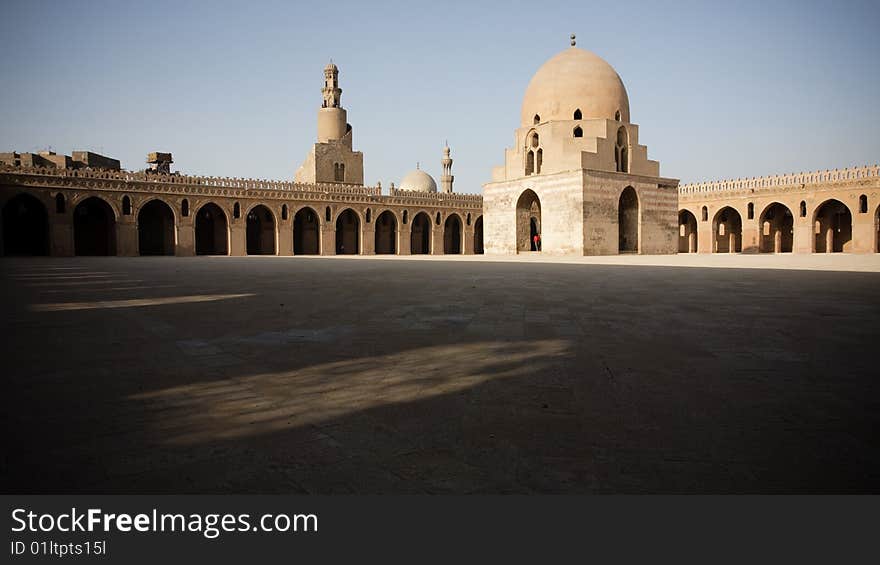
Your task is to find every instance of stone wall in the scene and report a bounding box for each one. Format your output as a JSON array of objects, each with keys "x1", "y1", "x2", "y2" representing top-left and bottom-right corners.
[{"x1": 679, "y1": 165, "x2": 880, "y2": 254}]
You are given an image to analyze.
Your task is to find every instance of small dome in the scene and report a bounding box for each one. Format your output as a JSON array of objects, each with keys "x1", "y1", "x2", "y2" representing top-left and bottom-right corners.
[
  {"x1": 399, "y1": 167, "x2": 437, "y2": 192},
  {"x1": 521, "y1": 46, "x2": 630, "y2": 127}
]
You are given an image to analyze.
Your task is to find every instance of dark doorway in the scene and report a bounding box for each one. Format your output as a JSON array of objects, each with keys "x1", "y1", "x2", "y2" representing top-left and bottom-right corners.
[
  {"x1": 2, "y1": 193, "x2": 49, "y2": 256},
  {"x1": 74, "y1": 196, "x2": 116, "y2": 256},
  {"x1": 138, "y1": 199, "x2": 176, "y2": 256},
  {"x1": 516, "y1": 189, "x2": 541, "y2": 252},
  {"x1": 335, "y1": 209, "x2": 359, "y2": 254},
  {"x1": 195, "y1": 203, "x2": 228, "y2": 255},
  {"x1": 246, "y1": 205, "x2": 276, "y2": 255},
  {"x1": 618, "y1": 187, "x2": 639, "y2": 253},
  {"x1": 443, "y1": 214, "x2": 462, "y2": 254},
  {"x1": 293, "y1": 207, "x2": 320, "y2": 255},
  {"x1": 474, "y1": 216, "x2": 484, "y2": 254},
  {"x1": 375, "y1": 211, "x2": 397, "y2": 254},
  {"x1": 410, "y1": 212, "x2": 431, "y2": 254}
]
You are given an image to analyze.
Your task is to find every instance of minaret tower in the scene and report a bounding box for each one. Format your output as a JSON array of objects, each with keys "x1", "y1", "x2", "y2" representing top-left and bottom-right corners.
[
  {"x1": 440, "y1": 142, "x2": 454, "y2": 193},
  {"x1": 295, "y1": 60, "x2": 364, "y2": 185},
  {"x1": 317, "y1": 61, "x2": 347, "y2": 142}
]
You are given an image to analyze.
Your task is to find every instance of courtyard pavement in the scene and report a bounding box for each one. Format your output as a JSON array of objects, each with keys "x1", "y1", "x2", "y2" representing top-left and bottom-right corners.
[{"x1": 2, "y1": 254, "x2": 879, "y2": 493}]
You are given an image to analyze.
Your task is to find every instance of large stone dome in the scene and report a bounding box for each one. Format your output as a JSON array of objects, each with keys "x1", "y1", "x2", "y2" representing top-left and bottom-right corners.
[
  {"x1": 399, "y1": 167, "x2": 437, "y2": 193},
  {"x1": 521, "y1": 47, "x2": 630, "y2": 127}
]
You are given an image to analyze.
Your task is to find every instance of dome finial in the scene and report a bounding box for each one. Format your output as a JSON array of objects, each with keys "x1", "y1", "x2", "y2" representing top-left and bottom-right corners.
[{"x1": 570, "y1": 34, "x2": 576, "y2": 47}]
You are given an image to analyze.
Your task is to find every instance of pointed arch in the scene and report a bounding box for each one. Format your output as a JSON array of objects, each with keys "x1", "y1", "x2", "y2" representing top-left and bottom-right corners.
[
  {"x1": 375, "y1": 210, "x2": 397, "y2": 254},
  {"x1": 759, "y1": 202, "x2": 793, "y2": 253},
  {"x1": 678, "y1": 209, "x2": 698, "y2": 253},
  {"x1": 137, "y1": 199, "x2": 176, "y2": 256},
  {"x1": 246, "y1": 204, "x2": 277, "y2": 255},
  {"x1": 474, "y1": 215, "x2": 484, "y2": 254},
  {"x1": 573, "y1": 108, "x2": 582, "y2": 120},
  {"x1": 443, "y1": 213, "x2": 463, "y2": 254},
  {"x1": 195, "y1": 202, "x2": 229, "y2": 255},
  {"x1": 74, "y1": 196, "x2": 117, "y2": 256},
  {"x1": 516, "y1": 189, "x2": 541, "y2": 253},
  {"x1": 293, "y1": 206, "x2": 320, "y2": 255},
  {"x1": 3, "y1": 193, "x2": 49, "y2": 256},
  {"x1": 813, "y1": 199, "x2": 852, "y2": 253},
  {"x1": 410, "y1": 211, "x2": 432, "y2": 254},
  {"x1": 335, "y1": 208, "x2": 360, "y2": 254},
  {"x1": 712, "y1": 207, "x2": 743, "y2": 253},
  {"x1": 618, "y1": 187, "x2": 639, "y2": 253}
]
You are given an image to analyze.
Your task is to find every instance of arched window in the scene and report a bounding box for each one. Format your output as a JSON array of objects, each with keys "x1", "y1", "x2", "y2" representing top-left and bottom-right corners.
[
  {"x1": 466, "y1": 213, "x2": 471, "y2": 226},
  {"x1": 233, "y1": 202, "x2": 241, "y2": 219},
  {"x1": 122, "y1": 195, "x2": 131, "y2": 215},
  {"x1": 800, "y1": 201, "x2": 807, "y2": 217},
  {"x1": 282, "y1": 204, "x2": 288, "y2": 221},
  {"x1": 615, "y1": 127, "x2": 628, "y2": 173},
  {"x1": 181, "y1": 199, "x2": 189, "y2": 217},
  {"x1": 366, "y1": 208, "x2": 371, "y2": 223},
  {"x1": 536, "y1": 148, "x2": 543, "y2": 174},
  {"x1": 403, "y1": 210, "x2": 408, "y2": 224},
  {"x1": 436, "y1": 212, "x2": 441, "y2": 225},
  {"x1": 573, "y1": 126, "x2": 583, "y2": 138},
  {"x1": 615, "y1": 110, "x2": 621, "y2": 121},
  {"x1": 859, "y1": 194, "x2": 868, "y2": 213},
  {"x1": 747, "y1": 202, "x2": 754, "y2": 220},
  {"x1": 526, "y1": 150, "x2": 535, "y2": 176},
  {"x1": 573, "y1": 109, "x2": 582, "y2": 120},
  {"x1": 701, "y1": 206, "x2": 708, "y2": 222},
  {"x1": 533, "y1": 114, "x2": 540, "y2": 125},
  {"x1": 55, "y1": 193, "x2": 65, "y2": 214},
  {"x1": 325, "y1": 206, "x2": 331, "y2": 222}
]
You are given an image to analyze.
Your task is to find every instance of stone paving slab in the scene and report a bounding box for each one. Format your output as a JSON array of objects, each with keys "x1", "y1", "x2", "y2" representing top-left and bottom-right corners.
[{"x1": 1, "y1": 255, "x2": 879, "y2": 493}]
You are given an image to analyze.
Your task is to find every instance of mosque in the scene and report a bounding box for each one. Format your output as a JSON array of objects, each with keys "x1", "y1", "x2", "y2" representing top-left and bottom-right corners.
[{"x1": 1, "y1": 37, "x2": 878, "y2": 256}]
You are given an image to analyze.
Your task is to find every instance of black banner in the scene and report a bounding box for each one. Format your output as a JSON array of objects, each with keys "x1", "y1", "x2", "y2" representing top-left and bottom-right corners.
[{"x1": 1, "y1": 495, "x2": 876, "y2": 562}]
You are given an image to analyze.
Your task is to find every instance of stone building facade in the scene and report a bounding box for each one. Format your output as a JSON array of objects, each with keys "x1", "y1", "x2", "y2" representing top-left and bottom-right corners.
[
  {"x1": 483, "y1": 38, "x2": 680, "y2": 256},
  {"x1": 2, "y1": 44, "x2": 878, "y2": 258},
  {"x1": 0, "y1": 62, "x2": 484, "y2": 258},
  {"x1": 0, "y1": 167, "x2": 484, "y2": 257},
  {"x1": 678, "y1": 165, "x2": 880, "y2": 254}
]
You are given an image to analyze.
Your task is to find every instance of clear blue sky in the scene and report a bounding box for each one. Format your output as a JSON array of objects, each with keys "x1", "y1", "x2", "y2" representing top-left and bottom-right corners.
[{"x1": 1, "y1": 0, "x2": 877, "y2": 192}]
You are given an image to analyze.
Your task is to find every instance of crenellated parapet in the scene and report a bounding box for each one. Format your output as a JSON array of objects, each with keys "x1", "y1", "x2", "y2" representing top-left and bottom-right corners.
[
  {"x1": 388, "y1": 186, "x2": 482, "y2": 206},
  {"x1": 680, "y1": 164, "x2": 880, "y2": 197},
  {"x1": 0, "y1": 165, "x2": 382, "y2": 199}
]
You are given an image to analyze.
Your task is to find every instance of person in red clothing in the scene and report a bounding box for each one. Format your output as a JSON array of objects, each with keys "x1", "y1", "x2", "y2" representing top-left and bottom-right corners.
[{"x1": 533, "y1": 233, "x2": 541, "y2": 251}]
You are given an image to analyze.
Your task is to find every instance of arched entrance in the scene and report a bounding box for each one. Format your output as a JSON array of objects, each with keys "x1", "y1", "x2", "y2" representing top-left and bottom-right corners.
[
  {"x1": 678, "y1": 209, "x2": 698, "y2": 253},
  {"x1": 410, "y1": 212, "x2": 431, "y2": 254},
  {"x1": 875, "y1": 205, "x2": 880, "y2": 253},
  {"x1": 195, "y1": 203, "x2": 228, "y2": 255},
  {"x1": 375, "y1": 210, "x2": 397, "y2": 254},
  {"x1": 443, "y1": 214, "x2": 462, "y2": 254},
  {"x1": 516, "y1": 189, "x2": 540, "y2": 252},
  {"x1": 618, "y1": 186, "x2": 639, "y2": 253},
  {"x1": 474, "y1": 216, "x2": 484, "y2": 254},
  {"x1": 138, "y1": 199, "x2": 176, "y2": 256},
  {"x1": 713, "y1": 207, "x2": 742, "y2": 253},
  {"x1": 759, "y1": 203, "x2": 793, "y2": 253},
  {"x1": 74, "y1": 196, "x2": 116, "y2": 256},
  {"x1": 814, "y1": 199, "x2": 852, "y2": 253},
  {"x1": 293, "y1": 207, "x2": 320, "y2": 255},
  {"x1": 2, "y1": 193, "x2": 49, "y2": 256},
  {"x1": 246, "y1": 205, "x2": 276, "y2": 255},
  {"x1": 335, "y1": 209, "x2": 359, "y2": 254}
]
